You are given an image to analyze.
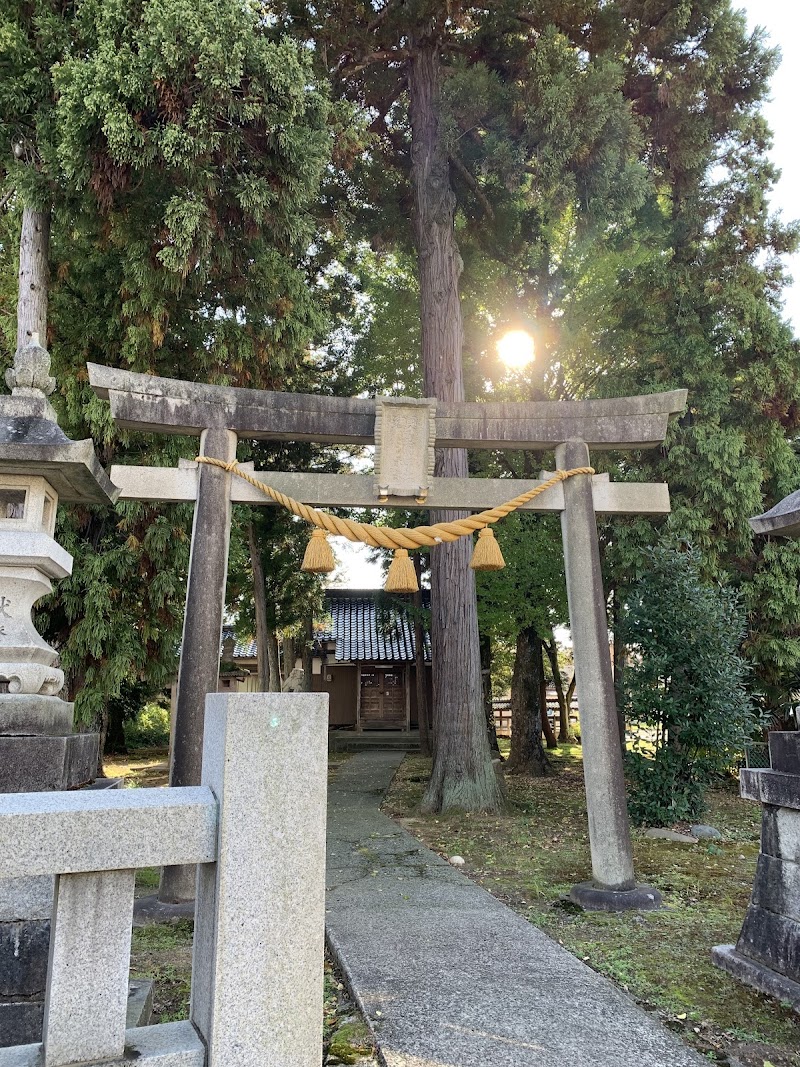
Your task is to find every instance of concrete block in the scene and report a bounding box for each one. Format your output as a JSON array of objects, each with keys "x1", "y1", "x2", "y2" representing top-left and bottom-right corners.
[
  {"x1": 736, "y1": 905, "x2": 800, "y2": 979},
  {"x1": 191, "y1": 692, "x2": 328, "y2": 1067},
  {"x1": 0, "y1": 734, "x2": 98, "y2": 793},
  {"x1": 0, "y1": 877, "x2": 52, "y2": 922},
  {"x1": 43, "y1": 869, "x2": 136, "y2": 1066},
  {"x1": 751, "y1": 853, "x2": 800, "y2": 922},
  {"x1": 126, "y1": 980, "x2": 153, "y2": 1029},
  {"x1": 0, "y1": 1002, "x2": 42, "y2": 1049},
  {"x1": 0, "y1": 697, "x2": 73, "y2": 737},
  {"x1": 0, "y1": 1020, "x2": 204, "y2": 1067},
  {"x1": 712, "y1": 944, "x2": 800, "y2": 1013},
  {"x1": 0, "y1": 786, "x2": 217, "y2": 877},
  {"x1": 769, "y1": 732, "x2": 800, "y2": 774},
  {"x1": 761, "y1": 805, "x2": 800, "y2": 863},
  {"x1": 0, "y1": 919, "x2": 49, "y2": 996}
]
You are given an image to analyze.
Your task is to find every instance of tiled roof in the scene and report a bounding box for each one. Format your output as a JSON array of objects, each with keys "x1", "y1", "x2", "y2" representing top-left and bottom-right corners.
[
  {"x1": 222, "y1": 590, "x2": 431, "y2": 665},
  {"x1": 326, "y1": 591, "x2": 431, "y2": 663}
]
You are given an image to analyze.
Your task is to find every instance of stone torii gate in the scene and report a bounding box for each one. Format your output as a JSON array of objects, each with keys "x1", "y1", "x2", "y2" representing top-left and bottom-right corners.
[{"x1": 89, "y1": 364, "x2": 686, "y2": 910}]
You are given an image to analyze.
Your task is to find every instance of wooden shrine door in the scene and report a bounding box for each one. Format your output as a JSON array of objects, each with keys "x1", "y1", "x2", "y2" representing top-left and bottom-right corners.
[{"x1": 359, "y1": 667, "x2": 407, "y2": 730}]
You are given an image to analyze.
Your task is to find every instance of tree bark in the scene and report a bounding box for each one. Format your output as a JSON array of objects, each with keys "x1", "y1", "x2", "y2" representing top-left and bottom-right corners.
[
  {"x1": 544, "y1": 636, "x2": 572, "y2": 742},
  {"x1": 611, "y1": 587, "x2": 626, "y2": 753},
  {"x1": 413, "y1": 554, "x2": 432, "y2": 758},
  {"x1": 17, "y1": 204, "x2": 50, "y2": 350},
  {"x1": 266, "y1": 627, "x2": 281, "y2": 692},
  {"x1": 480, "y1": 631, "x2": 502, "y2": 757},
  {"x1": 247, "y1": 521, "x2": 270, "y2": 693},
  {"x1": 410, "y1": 38, "x2": 502, "y2": 814},
  {"x1": 281, "y1": 636, "x2": 296, "y2": 684},
  {"x1": 506, "y1": 626, "x2": 549, "y2": 776},
  {"x1": 540, "y1": 646, "x2": 558, "y2": 749},
  {"x1": 301, "y1": 612, "x2": 313, "y2": 692}
]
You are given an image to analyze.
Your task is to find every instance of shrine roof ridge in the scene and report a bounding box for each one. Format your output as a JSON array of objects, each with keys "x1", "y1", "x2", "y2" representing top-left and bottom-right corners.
[{"x1": 87, "y1": 364, "x2": 687, "y2": 451}]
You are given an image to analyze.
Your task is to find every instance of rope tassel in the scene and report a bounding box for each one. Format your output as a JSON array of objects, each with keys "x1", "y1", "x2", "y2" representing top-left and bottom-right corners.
[
  {"x1": 301, "y1": 529, "x2": 336, "y2": 574},
  {"x1": 469, "y1": 528, "x2": 505, "y2": 571},
  {"x1": 385, "y1": 549, "x2": 418, "y2": 594}
]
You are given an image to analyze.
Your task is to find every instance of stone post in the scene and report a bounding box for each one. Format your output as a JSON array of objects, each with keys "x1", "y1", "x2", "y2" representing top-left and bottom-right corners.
[
  {"x1": 159, "y1": 427, "x2": 237, "y2": 905},
  {"x1": 192, "y1": 692, "x2": 328, "y2": 1066},
  {"x1": 712, "y1": 732, "x2": 800, "y2": 1008},
  {"x1": 555, "y1": 439, "x2": 660, "y2": 911},
  {"x1": 0, "y1": 339, "x2": 114, "y2": 1045}
]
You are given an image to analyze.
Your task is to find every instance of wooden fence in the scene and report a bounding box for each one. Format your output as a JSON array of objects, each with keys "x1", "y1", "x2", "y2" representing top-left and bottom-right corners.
[{"x1": 493, "y1": 689, "x2": 579, "y2": 738}]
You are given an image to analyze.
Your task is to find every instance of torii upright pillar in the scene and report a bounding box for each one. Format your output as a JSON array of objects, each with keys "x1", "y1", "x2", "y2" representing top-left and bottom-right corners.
[
  {"x1": 557, "y1": 440, "x2": 658, "y2": 908},
  {"x1": 159, "y1": 426, "x2": 237, "y2": 904}
]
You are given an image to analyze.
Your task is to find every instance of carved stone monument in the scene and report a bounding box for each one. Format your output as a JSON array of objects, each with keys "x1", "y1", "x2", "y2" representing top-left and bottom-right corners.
[
  {"x1": 712, "y1": 490, "x2": 800, "y2": 1009},
  {"x1": 712, "y1": 732, "x2": 800, "y2": 1009},
  {"x1": 0, "y1": 338, "x2": 117, "y2": 1045}
]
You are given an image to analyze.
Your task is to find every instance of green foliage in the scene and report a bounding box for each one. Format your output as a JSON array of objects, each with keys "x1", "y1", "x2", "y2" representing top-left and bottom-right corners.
[
  {"x1": 620, "y1": 540, "x2": 760, "y2": 825},
  {"x1": 1, "y1": 0, "x2": 334, "y2": 723},
  {"x1": 124, "y1": 701, "x2": 171, "y2": 750}
]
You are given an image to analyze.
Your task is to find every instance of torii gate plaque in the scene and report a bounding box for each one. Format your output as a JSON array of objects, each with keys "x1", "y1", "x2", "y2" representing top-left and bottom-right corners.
[{"x1": 89, "y1": 364, "x2": 686, "y2": 910}]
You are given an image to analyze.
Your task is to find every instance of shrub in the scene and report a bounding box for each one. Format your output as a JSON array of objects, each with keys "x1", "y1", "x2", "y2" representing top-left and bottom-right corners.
[
  {"x1": 124, "y1": 701, "x2": 171, "y2": 750},
  {"x1": 620, "y1": 539, "x2": 760, "y2": 826}
]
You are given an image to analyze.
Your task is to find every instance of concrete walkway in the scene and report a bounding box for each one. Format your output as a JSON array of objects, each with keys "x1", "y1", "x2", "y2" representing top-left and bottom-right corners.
[{"x1": 325, "y1": 751, "x2": 706, "y2": 1067}]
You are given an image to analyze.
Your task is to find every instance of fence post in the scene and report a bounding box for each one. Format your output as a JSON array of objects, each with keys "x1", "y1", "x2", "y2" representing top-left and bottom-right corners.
[
  {"x1": 191, "y1": 692, "x2": 329, "y2": 1067},
  {"x1": 41, "y1": 870, "x2": 135, "y2": 1065}
]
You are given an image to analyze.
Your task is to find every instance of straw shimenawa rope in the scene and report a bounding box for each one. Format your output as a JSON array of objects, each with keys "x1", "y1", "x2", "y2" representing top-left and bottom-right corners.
[{"x1": 194, "y1": 457, "x2": 594, "y2": 549}]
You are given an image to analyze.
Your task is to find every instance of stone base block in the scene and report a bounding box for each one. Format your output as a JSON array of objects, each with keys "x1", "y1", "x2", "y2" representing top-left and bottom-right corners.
[
  {"x1": 0, "y1": 1001, "x2": 42, "y2": 1049},
  {"x1": 0, "y1": 919, "x2": 49, "y2": 997},
  {"x1": 133, "y1": 894, "x2": 195, "y2": 926},
  {"x1": 0, "y1": 877, "x2": 52, "y2": 923},
  {"x1": 0, "y1": 733, "x2": 98, "y2": 792},
  {"x1": 570, "y1": 881, "x2": 662, "y2": 912},
  {"x1": 127, "y1": 980, "x2": 154, "y2": 1029},
  {"x1": 736, "y1": 904, "x2": 800, "y2": 979},
  {"x1": 0, "y1": 696, "x2": 73, "y2": 737},
  {"x1": 712, "y1": 943, "x2": 800, "y2": 1012}
]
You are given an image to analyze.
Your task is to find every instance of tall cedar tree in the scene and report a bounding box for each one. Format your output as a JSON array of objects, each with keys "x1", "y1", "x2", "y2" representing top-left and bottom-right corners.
[
  {"x1": 558, "y1": 1, "x2": 800, "y2": 709},
  {"x1": 0, "y1": 0, "x2": 331, "y2": 731},
  {"x1": 282, "y1": 0, "x2": 649, "y2": 811}
]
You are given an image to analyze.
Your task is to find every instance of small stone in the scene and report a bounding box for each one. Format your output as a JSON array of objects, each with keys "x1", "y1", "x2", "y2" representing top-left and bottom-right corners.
[
  {"x1": 448, "y1": 855, "x2": 465, "y2": 866},
  {"x1": 690, "y1": 824, "x2": 723, "y2": 840},
  {"x1": 644, "y1": 828, "x2": 698, "y2": 844}
]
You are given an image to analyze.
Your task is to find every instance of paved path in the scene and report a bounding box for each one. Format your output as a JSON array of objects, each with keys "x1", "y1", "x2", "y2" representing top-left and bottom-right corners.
[{"x1": 325, "y1": 750, "x2": 706, "y2": 1067}]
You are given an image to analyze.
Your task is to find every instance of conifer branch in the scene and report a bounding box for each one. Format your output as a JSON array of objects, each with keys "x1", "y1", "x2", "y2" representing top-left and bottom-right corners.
[
  {"x1": 449, "y1": 153, "x2": 494, "y2": 220},
  {"x1": 338, "y1": 48, "x2": 410, "y2": 77}
]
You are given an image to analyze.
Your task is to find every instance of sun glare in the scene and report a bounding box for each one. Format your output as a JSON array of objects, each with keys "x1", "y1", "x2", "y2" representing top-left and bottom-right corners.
[{"x1": 497, "y1": 329, "x2": 535, "y2": 370}]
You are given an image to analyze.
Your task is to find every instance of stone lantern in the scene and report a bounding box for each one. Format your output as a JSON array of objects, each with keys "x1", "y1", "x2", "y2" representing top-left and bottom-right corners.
[{"x1": 0, "y1": 337, "x2": 118, "y2": 1045}]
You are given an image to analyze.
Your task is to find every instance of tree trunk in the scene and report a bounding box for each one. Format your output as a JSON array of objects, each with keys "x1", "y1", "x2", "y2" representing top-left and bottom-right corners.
[
  {"x1": 544, "y1": 636, "x2": 572, "y2": 742},
  {"x1": 301, "y1": 612, "x2": 313, "y2": 692},
  {"x1": 611, "y1": 587, "x2": 626, "y2": 753},
  {"x1": 17, "y1": 204, "x2": 50, "y2": 350},
  {"x1": 266, "y1": 627, "x2": 281, "y2": 692},
  {"x1": 565, "y1": 673, "x2": 577, "y2": 740},
  {"x1": 506, "y1": 626, "x2": 549, "y2": 776},
  {"x1": 104, "y1": 706, "x2": 127, "y2": 755},
  {"x1": 410, "y1": 39, "x2": 502, "y2": 814},
  {"x1": 281, "y1": 636, "x2": 296, "y2": 685},
  {"x1": 247, "y1": 522, "x2": 270, "y2": 693},
  {"x1": 413, "y1": 554, "x2": 432, "y2": 758},
  {"x1": 480, "y1": 631, "x2": 501, "y2": 757},
  {"x1": 540, "y1": 646, "x2": 558, "y2": 749}
]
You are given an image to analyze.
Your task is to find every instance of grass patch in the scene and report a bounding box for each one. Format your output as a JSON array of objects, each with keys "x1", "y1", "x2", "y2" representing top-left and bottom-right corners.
[
  {"x1": 104, "y1": 752, "x2": 170, "y2": 788},
  {"x1": 383, "y1": 747, "x2": 799, "y2": 1067}
]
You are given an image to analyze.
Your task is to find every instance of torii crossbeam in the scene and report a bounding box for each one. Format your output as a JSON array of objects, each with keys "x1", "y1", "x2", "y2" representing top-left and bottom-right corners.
[{"x1": 89, "y1": 364, "x2": 686, "y2": 910}]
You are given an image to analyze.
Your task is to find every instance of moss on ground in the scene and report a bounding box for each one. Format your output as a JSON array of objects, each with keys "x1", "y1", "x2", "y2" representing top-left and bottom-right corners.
[{"x1": 383, "y1": 747, "x2": 800, "y2": 1067}]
